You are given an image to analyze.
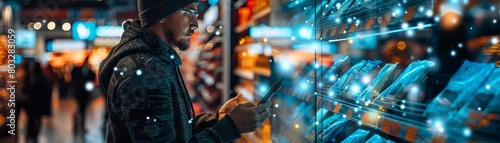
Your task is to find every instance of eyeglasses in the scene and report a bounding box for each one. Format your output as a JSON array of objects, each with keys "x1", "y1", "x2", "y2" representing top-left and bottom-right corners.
[{"x1": 181, "y1": 8, "x2": 199, "y2": 24}]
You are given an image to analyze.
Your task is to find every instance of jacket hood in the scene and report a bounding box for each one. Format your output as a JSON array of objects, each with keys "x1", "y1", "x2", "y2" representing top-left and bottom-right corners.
[{"x1": 98, "y1": 20, "x2": 182, "y2": 92}]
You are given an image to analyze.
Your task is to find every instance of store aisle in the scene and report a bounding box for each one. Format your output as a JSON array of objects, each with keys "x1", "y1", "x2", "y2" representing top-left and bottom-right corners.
[{"x1": 0, "y1": 87, "x2": 106, "y2": 143}]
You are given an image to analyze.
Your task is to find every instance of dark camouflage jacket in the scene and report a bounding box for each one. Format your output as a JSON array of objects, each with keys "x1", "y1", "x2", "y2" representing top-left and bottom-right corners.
[{"x1": 98, "y1": 20, "x2": 240, "y2": 143}]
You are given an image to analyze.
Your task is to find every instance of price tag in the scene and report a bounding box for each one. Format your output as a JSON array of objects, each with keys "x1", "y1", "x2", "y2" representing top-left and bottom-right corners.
[
  {"x1": 346, "y1": 107, "x2": 353, "y2": 120},
  {"x1": 382, "y1": 119, "x2": 392, "y2": 134},
  {"x1": 333, "y1": 103, "x2": 342, "y2": 113},
  {"x1": 404, "y1": 126, "x2": 419, "y2": 142},
  {"x1": 361, "y1": 112, "x2": 369, "y2": 125},
  {"x1": 390, "y1": 122, "x2": 401, "y2": 137},
  {"x1": 327, "y1": 102, "x2": 333, "y2": 111},
  {"x1": 432, "y1": 134, "x2": 447, "y2": 143}
]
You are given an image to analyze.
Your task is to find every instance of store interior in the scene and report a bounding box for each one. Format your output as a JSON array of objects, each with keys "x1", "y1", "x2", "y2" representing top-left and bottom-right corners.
[{"x1": 1, "y1": 0, "x2": 500, "y2": 143}]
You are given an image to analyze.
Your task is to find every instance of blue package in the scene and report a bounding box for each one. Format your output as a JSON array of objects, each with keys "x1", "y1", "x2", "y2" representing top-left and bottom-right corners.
[
  {"x1": 359, "y1": 63, "x2": 398, "y2": 102},
  {"x1": 331, "y1": 60, "x2": 367, "y2": 94},
  {"x1": 343, "y1": 60, "x2": 383, "y2": 97},
  {"x1": 364, "y1": 134, "x2": 387, "y2": 143},
  {"x1": 425, "y1": 60, "x2": 494, "y2": 117},
  {"x1": 340, "y1": 129, "x2": 370, "y2": 143},
  {"x1": 379, "y1": 60, "x2": 434, "y2": 104}
]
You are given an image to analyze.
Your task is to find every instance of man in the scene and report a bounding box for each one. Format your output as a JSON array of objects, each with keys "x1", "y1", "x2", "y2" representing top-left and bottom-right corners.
[{"x1": 98, "y1": 0, "x2": 272, "y2": 143}]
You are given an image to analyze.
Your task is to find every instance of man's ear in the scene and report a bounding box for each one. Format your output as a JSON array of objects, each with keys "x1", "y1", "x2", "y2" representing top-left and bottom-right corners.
[{"x1": 159, "y1": 18, "x2": 166, "y2": 24}]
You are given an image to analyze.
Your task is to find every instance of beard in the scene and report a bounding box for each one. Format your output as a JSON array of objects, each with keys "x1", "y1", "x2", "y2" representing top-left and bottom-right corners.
[{"x1": 176, "y1": 41, "x2": 190, "y2": 51}]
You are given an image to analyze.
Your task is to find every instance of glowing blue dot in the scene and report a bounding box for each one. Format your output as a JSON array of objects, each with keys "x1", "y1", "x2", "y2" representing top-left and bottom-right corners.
[
  {"x1": 418, "y1": 6, "x2": 425, "y2": 13},
  {"x1": 335, "y1": 18, "x2": 340, "y2": 23},
  {"x1": 426, "y1": 10, "x2": 433, "y2": 17},
  {"x1": 147, "y1": 116, "x2": 150, "y2": 120},
  {"x1": 406, "y1": 30, "x2": 414, "y2": 37},
  {"x1": 347, "y1": 18, "x2": 352, "y2": 23},
  {"x1": 315, "y1": 63, "x2": 320, "y2": 68},
  {"x1": 464, "y1": 128, "x2": 471, "y2": 137},
  {"x1": 403, "y1": 112, "x2": 407, "y2": 116},
  {"x1": 435, "y1": 121, "x2": 442, "y2": 128},
  {"x1": 136, "y1": 70, "x2": 142, "y2": 76},
  {"x1": 315, "y1": 121, "x2": 319, "y2": 125},
  {"x1": 486, "y1": 85, "x2": 491, "y2": 90},
  {"x1": 329, "y1": 91, "x2": 334, "y2": 97},
  {"x1": 411, "y1": 86, "x2": 418, "y2": 93},
  {"x1": 120, "y1": 72, "x2": 124, "y2": 76},
  {"x1": 451, "y1": 50, "x2": 456, "y2": 56},
  {"x1": 318, "y1": 83, "x2": 323, "y2": 88},
  {"x1": 470, "y1": 27, "x2": 473, "y2": 30},
  {"x1": 270, "y1": 59, "x2": 273, "y2": 62},
  {"x1": 85, "y1": 82, "x2": 94, "y2": 92},
  {"x1": 336, "y1": 3, "x2": 341, "y2": 9},
  {"x1": 434, "y1": 16, "x2": 440, "y2": 22},
  {"x1": 295, "y1": 1, "x2": 298, "y2": 4},
  {"x1": 478, "y1": 107, "x2": 482, "y2": 111},
  {"x1": 188, "y1": 120, "x2": 192, "y2": 124},
  {"x1": 273, "y1": 114, "x2": 276, "y2": 117},
  {"x1": 439, "y1": 127, "x2": 444, "y2": 133},
  {"x1": 358, "y1": 121, "x2": 362, "y2": 125},
  {"x1": 402, "y1": 23, "x2": 409, "y2": 29},
  {"x1": 304, "y1": 7, "x2": 307, "y2": 10},
  {"x1": 291, "y1": 36, "x2": 296, "y2": 41},
  {"x1": 330, "y1": 75, "x2": 336, "y2": 81},
  {"x1": 418, "y1": 22, "x2": 424, "y2": 30},
  {"x1": 458, "y1": 43, "x2": 463, "y2": 48},
  {"x1": 491, "y1": 6, "x2": 496, "y2": 11},
  {"x1": 275, "y1": 104, "x2": 279, "y2": 108},
  {"x1": 154, "y1": 119, "x2": 156, "y2": 122},
  {"x1": 493, "y1": 19, "x2": 497, "y2": 24},
  {"x1": 113, "y1": 67, "x2": 118, "y2": 71},
  {"x1": 260, "y1": 87, "x2": 266, "y2": 92},
  {"x1": 402, "y1": 100, "x2": 406, "y2": 104},
  {"x1": 492, "y1": 37, "x2": 498, "y2": 44},
  {"x1": 427, "y1": 47, "x2": 433, "y2": 53},
  {"x1": 401, "y1": 105, "x2": 405, "y2": 109},
  {"x1": 325, "y1": 5, "x2": 328, "y2": 8},
  {"x1": 463, "y1": 0, "x2": 468, "y2": 4},
  {"x1": 170, "y1": 55, "x2": 174, "y2": 59},
  {"x1": 342, "y1": 114, "x2": 346, "y2": 118}
]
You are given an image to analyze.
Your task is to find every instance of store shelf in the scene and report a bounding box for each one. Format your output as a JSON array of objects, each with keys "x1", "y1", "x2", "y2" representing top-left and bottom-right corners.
[
  {"x1": 235, "y1": 7, "x2": 272, "y2": 33},
  {"x1": 320, "y1": 0, "x2": 435, "y2": 42},
  {"x1": 280, "y1": 85, "x2": 436, "y2": 143},
  {"x1": 234, "y1": 68, "x2": 254, "y2": 80}
]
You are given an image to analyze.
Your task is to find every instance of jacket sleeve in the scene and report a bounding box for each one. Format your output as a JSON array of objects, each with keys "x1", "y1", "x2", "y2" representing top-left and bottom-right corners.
[{"x1": 116, "y1": 68, "x2": 241, "y2": 143}]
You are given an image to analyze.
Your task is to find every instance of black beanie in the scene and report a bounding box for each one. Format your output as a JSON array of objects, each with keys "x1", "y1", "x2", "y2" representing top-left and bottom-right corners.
[{"x1": 138, "y1": 0, "x2": 200, "y2": 27}]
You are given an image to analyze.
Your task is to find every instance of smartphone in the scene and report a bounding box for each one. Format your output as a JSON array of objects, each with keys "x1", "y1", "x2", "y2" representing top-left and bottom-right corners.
[{"x1": 258, "y1": 76, "x2": 284, "y2": 105}]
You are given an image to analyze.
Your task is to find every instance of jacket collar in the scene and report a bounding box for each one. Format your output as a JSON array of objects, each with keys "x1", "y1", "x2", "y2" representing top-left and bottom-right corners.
[{"x1": 124, "y1": 20, "x2": 183, "y2": 66}]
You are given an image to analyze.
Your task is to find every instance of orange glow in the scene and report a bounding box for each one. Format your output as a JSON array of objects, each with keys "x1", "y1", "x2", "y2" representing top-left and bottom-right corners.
[{"x1": 397, "y1": 41, "x2": 406, "y2": 50}]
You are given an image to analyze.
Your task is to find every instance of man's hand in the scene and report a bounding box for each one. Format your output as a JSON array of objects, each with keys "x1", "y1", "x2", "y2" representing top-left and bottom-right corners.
[
  {"x1": 228, "y1": 102, "x2": 272, "y2": 133},
  {"x1": 219, "y1": 94, "x2": 244, "y2": 120}
]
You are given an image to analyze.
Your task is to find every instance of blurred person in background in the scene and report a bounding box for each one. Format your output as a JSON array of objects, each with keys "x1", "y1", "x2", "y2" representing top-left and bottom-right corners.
[
  {"x1": 23, "y1": 59, "x2": 52, "y2": 143},
  {"x1": 71, "y1": 56, "x2": 96, "y2": 138},
  {"x1": 13, "y1": 58, "x2": 29, "y2": 142},
  {"x1": 98, "y1": 0, "x2": 272, "y2": 142}
]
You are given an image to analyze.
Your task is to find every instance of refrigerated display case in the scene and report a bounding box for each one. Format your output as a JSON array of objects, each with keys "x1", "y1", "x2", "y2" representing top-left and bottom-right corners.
[{"x1": 268, "y1": 0, "x2": 500, "y2": 142}]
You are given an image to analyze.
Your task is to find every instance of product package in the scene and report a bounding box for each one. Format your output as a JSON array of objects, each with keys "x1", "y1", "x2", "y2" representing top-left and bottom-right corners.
[
  {"x1": 425, "y1": 60, "x2": 494, "y2": 118},
  {"x1": 321, "y1": 56, "x2": 350, "y2": 85},
  {"x1": 359, "y1": 63, "x2": 398, "y2": 102},
  {"x1": 321, "y1": 118, "x2": 355, "y2": 142},
  {"x1": 467, "y1": 67, "x2": 500, "y2": 112},
  {"x1": 466, "y1": 67, "x2": 500, "y2": 136},
  {"x1": 373, "y1": 60, "x2": 434, "y2": 115},
  {"x1": 343, "y1": 60, "x2": 383, "y2": 98},
  {"x1": 305, "y1": 108, "x2": 329, "y2": 134},
  {"x1": 364, "y1": 134, "x2": 387, "y2": 143},
  {"x1": 330, "y1": 60, "x2": 367, "y2": 96},
  {"x1": 307, "y1": 114, "x2": 342, "y2": 140},
  {"x1": 340, "y1": 129, "x2": 370, "y2": 143}
]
